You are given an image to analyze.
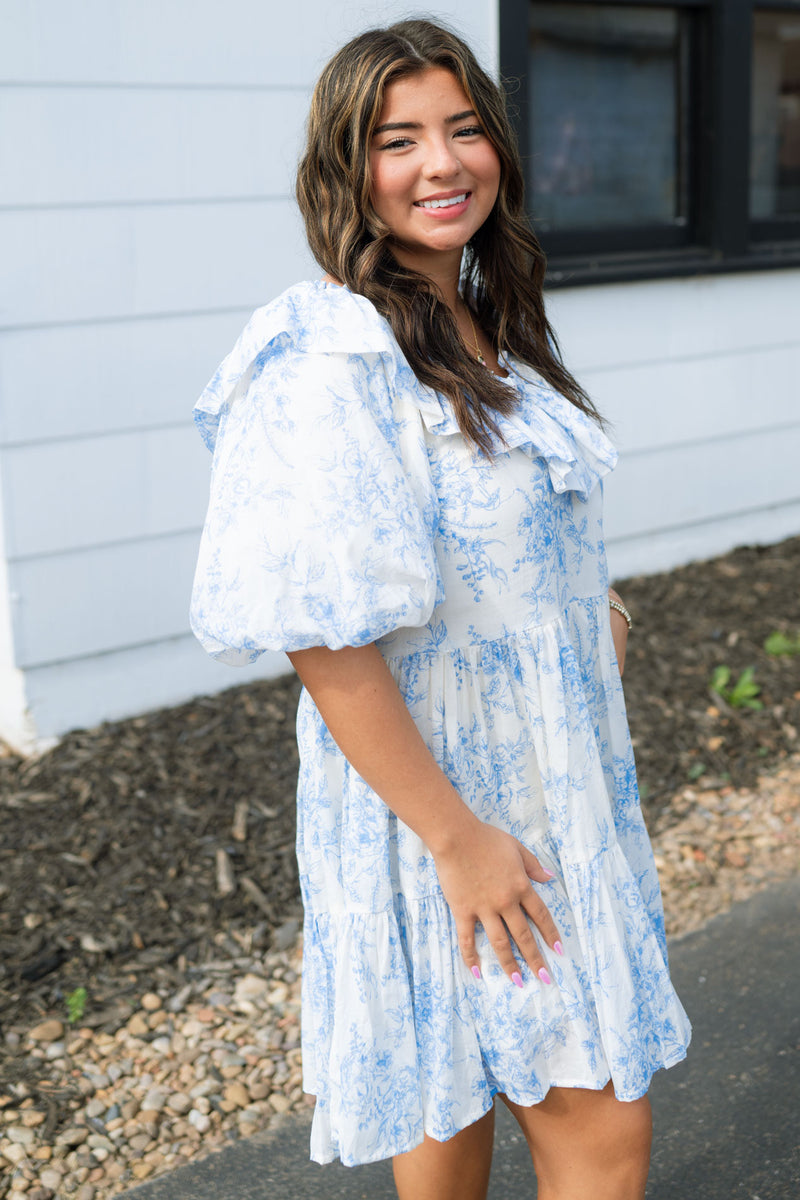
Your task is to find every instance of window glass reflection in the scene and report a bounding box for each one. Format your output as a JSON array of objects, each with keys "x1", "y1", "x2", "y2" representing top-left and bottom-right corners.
[
  {"x1": 528, "y1": 4, "x2": 685, "y2": 231},
  {"x1": 751, "y1": 12, "x2": 800, "y2": 218}
]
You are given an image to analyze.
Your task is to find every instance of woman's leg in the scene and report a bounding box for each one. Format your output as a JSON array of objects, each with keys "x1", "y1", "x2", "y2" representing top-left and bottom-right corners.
[
  {"x1": 392, "y1": 1104, "x2": 496, "y2": 1200},
  {"x1": 500, "y1": 1082, "x2": 652, "y2": 1200}
]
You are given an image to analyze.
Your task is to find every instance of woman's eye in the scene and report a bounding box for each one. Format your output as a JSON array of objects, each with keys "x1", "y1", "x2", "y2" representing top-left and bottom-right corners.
[
  {"x1": 455, "y1": 125, "x2": 483, "y2": 138},
  {"x1": 381, "y1": 137, "x2": 414, "y2": 150}
]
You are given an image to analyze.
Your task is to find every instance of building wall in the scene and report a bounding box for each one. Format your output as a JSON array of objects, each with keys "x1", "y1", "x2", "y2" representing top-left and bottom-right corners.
[{"x1": 0, "y1": 0, "x2": 495, "y2": 750}]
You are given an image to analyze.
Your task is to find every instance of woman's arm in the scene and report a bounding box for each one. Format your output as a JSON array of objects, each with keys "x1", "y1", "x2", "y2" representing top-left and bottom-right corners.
[{"x1": 287, "y1": 643, "x2": 560, "y2": 985}]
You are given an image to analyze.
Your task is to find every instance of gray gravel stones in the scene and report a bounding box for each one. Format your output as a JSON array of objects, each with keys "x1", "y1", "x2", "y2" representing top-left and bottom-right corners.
[
  {"x1": 1, "y1": 939, "x2": 306, "y2": 1197},
  {"x1": 651, "y1": 754, "x2": 800, "y2": 938}
]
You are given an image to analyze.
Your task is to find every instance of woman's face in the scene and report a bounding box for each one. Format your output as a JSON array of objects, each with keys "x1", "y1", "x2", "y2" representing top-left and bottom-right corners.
[{"x1": 368, "y1": 66, "x2": 501, "y2": 276}]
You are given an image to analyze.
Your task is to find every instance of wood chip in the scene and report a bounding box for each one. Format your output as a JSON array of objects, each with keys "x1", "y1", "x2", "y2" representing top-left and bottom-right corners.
[{"x1": 215, "y1": 849, "x2": 236, "y2": 897}]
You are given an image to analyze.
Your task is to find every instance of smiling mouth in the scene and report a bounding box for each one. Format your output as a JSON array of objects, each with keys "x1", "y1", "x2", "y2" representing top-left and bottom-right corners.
[{"x1": 414, "y1": 192, "x2": 470, "y2": 210}]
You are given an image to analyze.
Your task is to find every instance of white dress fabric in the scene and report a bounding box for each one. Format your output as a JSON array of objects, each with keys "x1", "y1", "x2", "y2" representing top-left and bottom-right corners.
[{"x1": 191, "y1": 281, "x2": 691, "y2": 1167}]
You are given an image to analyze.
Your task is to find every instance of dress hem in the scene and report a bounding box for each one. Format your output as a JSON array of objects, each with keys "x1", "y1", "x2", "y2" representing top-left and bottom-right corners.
[{"x1": 309, "y1": 1044, "x2": 690, "y2": 1167}]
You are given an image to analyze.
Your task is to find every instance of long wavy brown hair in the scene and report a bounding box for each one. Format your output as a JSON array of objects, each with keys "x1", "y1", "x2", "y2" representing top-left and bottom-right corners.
[{"x1": 296, "y1": 18, "x2": 601, "y2": 453}]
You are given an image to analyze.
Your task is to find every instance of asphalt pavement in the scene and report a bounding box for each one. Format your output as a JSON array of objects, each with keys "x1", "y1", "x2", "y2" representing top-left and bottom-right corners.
[{"x1": 122, "y1": 877, "x2": 800, "y2": 1199}]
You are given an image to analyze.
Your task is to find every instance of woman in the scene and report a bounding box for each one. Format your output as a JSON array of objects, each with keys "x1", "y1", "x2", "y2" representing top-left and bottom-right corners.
[{"x1": 191, "y1": 18, "x2": 690, "y2": 1200}]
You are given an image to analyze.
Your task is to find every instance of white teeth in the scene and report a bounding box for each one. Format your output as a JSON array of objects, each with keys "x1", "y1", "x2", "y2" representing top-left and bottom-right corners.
[{"x1": 416, "y1": 193, "x2": 468, "y2": 209}]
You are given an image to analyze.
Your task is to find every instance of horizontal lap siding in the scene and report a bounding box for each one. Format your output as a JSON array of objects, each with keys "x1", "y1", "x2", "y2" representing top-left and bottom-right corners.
[
  {"x1": 5, "y1": 202, "x2": 311, "y2": 328},
  {"x1": 0, "y1": 0, "x2": 490, "y2": 86},
  {"x1": 0, "y1": 88, "x2": 308, "y2": 208},
  {"x1": 0, "y1": 313, "x2": 254, "y2": 443},
  {"x1": 0, "y1": 12, "x2": 313, "y2": 744},
  {"x1": 548, "y1": 270, "x2": 800, "y2": 367},
  {"x1": 548, "y1": 270, "x2": 800, "y2": 580},
  {"x1": 606, "y1": 426, "x2": 800, "y2": 539},
  {"x1": 584, "y1": 343, "x2": 800, "y2": 455},
  {"x1": 23, "y1": 639, "x2": 290, "y2": 746},
  {"x1": 0, "y1": 140, "x2": 306, "y2": 695},
  {"x1": 9, "y1": 533, "x2": 201, "y2": 668},
  {"x1": 606, "y1": 503, "x2": 800, "y2": 583},
  {"x1": 0, "y1": 2, "x2": 335, "y2": 86},
  {"x1": 1, "y1": 428, "x2": 209, "y2": 557},
  {"x1": 0, "y1": 0, "x2": 492, "y2": 745}
]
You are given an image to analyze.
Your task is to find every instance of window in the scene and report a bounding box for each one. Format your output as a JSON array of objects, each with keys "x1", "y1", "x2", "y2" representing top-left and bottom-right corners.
[
  {"x1": 500, "y1": 0, "x2": 800, "y2": 284},
  {"x1": 528, "y1": 7, "x2": 689, "y2": 234},
  {"x1": 751, "y1": 10, "x2": 800, "y2": 223}
]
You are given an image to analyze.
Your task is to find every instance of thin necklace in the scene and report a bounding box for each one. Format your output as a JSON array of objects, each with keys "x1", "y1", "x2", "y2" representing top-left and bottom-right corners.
[{"x1": 464, "y1": 306, "x2": 487, "y2": 368}]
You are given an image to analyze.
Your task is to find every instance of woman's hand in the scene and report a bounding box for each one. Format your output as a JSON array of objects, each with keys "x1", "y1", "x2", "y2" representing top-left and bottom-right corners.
[
  {"x1": 288, "y1": 643, "x2": 560, "y2": 986},
  {"x1": 608, "y1": 586, "x2": 629, "y2": 676},
  {"x1": 432, "y1": 813, "x2": 561, "y2": 986}
]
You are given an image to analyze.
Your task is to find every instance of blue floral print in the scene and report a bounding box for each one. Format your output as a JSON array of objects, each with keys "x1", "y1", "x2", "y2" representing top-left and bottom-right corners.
[{"x1": 191, "y1": 281, "x2": 691, "y2": 1167}]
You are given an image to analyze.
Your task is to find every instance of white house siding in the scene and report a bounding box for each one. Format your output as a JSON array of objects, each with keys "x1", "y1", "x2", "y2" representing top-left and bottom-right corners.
[
  {"x1": 547, "y1": 269, "x2": 800, "y2": 581},
  {"x1": 0, "y1": 0, "x2": 494, "y2": 750}
]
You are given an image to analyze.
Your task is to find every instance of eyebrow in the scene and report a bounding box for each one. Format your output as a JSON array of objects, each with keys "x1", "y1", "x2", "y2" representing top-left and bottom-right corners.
[{"x1": 372, "y1": 109, "x2": 477, "y2": 136}]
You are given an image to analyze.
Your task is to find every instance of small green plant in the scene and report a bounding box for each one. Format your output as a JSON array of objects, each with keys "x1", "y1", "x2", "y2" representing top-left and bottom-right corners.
[
  {"x1": 764, "y1": 630, "x2": 800, "y2": 657},
  {"x1": 687, "y1": 761, "x2": 706, "y2": 781},
  {"x1": 65, "y1": 986, "x2": 87, "y2": 1025},
  {"x1": 709, "y1": 665, "x2": 763, "y2": 710}
]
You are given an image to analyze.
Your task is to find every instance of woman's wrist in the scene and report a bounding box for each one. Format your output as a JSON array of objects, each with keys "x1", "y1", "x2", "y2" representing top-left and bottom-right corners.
[
  {"x1": 424, "y1": 796, "x2": 482, "y2": 859},
  {"x1": 607, "y1": 588, "x2": 630, "y2": 675},
  {"x1": 608, "y1": 598, "x2": 632, "y2": 630},
  {"x1": 608, "y1": 588, "x2": 632, "y2": 630}
]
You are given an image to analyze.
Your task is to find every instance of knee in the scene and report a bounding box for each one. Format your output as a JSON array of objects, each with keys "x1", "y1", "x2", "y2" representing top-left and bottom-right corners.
[
  {"x1": 530, "y1": 1087, "x2": 652, "y2": 1198},
  {"x1": 599, "y1": 1094, "x2": 652, "y2": 1178}
]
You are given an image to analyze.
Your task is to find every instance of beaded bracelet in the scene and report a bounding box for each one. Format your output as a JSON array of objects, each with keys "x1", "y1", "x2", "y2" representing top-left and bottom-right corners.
[{"x1": 609, "y1": 598, "x2": 633, "y2": 630}]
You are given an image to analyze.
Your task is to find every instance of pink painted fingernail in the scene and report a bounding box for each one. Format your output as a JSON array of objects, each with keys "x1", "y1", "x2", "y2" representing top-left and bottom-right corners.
[
  {"x1": 538, "y1": 968, "x2": 552, "y2": 985},
  {"x1": 511, "y1": 971, "x2": 524, "y2": 988},
  {"x1": 471, "y1": 965, "x2": 482, "y2": 980},
  {"x1": 541, "y1": 868, "x2": 555, "y2": 879},
  {"x1": 553, "y1": 940, "x2": 564, "y2": 957}
]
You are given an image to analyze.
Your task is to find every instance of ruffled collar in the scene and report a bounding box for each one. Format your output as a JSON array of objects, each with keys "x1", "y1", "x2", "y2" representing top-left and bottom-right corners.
[
  {"x1": 194, "y1": 280, "x2": 617, "y2": 499},
  {"x1": 408, "y1": 355, "x2": 617, "y2": 501}
]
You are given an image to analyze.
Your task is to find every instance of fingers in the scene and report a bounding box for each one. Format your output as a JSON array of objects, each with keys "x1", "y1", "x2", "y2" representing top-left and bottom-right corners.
[
  {"x1": 481, "y1": 914, "x2": 528, "y2": 985},
  {"x1": 458, "y1": 891, "x2": 562, "y2": 989},
  {"x1": 457, "y1": 924, "x2": 483, "y2": 981},
  {"x1": 520, "y1": 887, "x2": 561, "y2": 955},
  {"x1": 519, "y1": 844, "x2": 556, "y2": 884},
  {"x1": 442, "y1": 829, "x2": 562, "y2": 988}
]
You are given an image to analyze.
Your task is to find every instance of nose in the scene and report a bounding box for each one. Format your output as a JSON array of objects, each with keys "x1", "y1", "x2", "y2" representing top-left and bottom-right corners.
[{"x1": 422, "y1": 134, "x2": 461, "y2": 179}]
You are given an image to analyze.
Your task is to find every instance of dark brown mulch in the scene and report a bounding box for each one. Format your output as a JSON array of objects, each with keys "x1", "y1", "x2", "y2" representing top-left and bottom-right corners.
[
  {"x1": 1, "y1": 535, "x2": 799, "y2": 1055},
  {"x1": 621, "y1": 534, "x2": 800, "y2": 807}
]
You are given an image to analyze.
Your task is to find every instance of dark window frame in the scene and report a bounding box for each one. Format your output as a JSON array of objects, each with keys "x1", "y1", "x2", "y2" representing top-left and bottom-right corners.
[{"x1": 500, "y1": 0, "x2": 800, "y2": 286}]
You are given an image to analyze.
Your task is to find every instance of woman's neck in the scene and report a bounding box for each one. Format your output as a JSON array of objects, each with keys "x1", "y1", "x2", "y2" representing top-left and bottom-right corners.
[
  {"x1": 427, "y1": 269, "x2": 461, "y2": 314},
  {"x1": 390, "y1": 246, "x2": 463, "y2": 314}
]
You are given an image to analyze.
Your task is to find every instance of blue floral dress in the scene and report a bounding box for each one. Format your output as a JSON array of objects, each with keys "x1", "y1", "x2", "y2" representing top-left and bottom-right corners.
[{"x1": 191, "y1": 280, "x2": 691, "y2": 1167}]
